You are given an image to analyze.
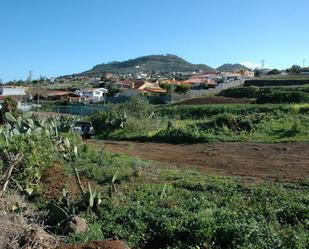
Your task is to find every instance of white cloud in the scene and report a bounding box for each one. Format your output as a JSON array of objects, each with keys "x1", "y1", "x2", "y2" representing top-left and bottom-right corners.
[{"x1": 240, "y1": 61, "x2": 262, "y2": 69}]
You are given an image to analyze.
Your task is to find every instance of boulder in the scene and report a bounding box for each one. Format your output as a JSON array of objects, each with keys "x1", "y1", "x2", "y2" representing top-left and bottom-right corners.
[{"x1": 64, "y1": 216, "x2": 88, "y2": 234}]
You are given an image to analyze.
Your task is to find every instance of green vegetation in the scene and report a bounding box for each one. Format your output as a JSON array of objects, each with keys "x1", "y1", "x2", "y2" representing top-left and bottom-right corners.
[
  {"x1": 220, "y1": 86, "x2": 309, "y2": 104},
  {"x1": 1, "y1": 81, "x2": 309, "y2": 248},
  {"x1": 174, "y1": 84, "x2": 191, "y2": 94},
  {"x1": 0, "y1": 109, "x2": 308, "y2": 248},
  {"x1": 267, "y1": 69, "x2": 281, "y2": 75},
  {"x1": 83, "y1": 54, "x2": 214, "y2": 75},
  {"x1": 245, "y1": 78, "x2": 309, "y2": 87},
  {"x1": 69, "y1": 147, "x2": 309, "y2": 249},
  {"x1": 91, "y1": 99, "x2": 309, "y2": 143},
  {"x1": 0, "y1": 96, "x2": 17, "y2": 124},
  {"x1": 216, "y1": 63, "x2": 249, "y2": 72}
]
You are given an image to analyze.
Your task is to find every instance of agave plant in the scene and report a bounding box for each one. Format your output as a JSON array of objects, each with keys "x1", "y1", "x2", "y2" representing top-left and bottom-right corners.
[{"x1": 83, "y1": 183, "x2": 102, "y2": 209}]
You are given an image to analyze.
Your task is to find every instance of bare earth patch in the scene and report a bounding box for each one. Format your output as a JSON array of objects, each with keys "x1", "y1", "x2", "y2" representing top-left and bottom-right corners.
[
  {"x1": 90, "y1": 140, "x2": 309, "y2": 182},
  {"x1": 58, "y1": 240, "x2": 129, "y2": 249}
]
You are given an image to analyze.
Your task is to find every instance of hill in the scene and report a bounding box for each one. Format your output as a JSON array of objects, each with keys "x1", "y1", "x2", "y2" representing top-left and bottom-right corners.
[
  {"x1": 217, "y1": 63, "x2": 249, "y2": 72},
  {"x1": 82, "y1": 54, "x2": 215, "y2": 75}
]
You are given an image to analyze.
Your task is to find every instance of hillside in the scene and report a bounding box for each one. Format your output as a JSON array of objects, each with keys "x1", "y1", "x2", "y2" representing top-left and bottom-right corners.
[
  {"x1": 82, "y1": 54, "x2": 215, "y2": 75},
  {"x1": 217, "y1": 63, "x2": 249, "y2": 72}
]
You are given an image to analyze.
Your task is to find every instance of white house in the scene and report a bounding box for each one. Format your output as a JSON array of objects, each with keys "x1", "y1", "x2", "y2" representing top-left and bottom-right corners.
[
  {"x1": 0, "y1": 87, "x2": 26, "y2": 96},
  {"x1": 74, "y1": 88, "x2": 108, "y2": 102},
  {"x1": 0, "y1": 87, "x2": 27, "y2": 103}
]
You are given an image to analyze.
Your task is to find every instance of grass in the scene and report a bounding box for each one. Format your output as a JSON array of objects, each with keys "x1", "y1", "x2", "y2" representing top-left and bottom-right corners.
[
  {"x1": 95, "y1": 104, "x2": 309, "y2": 143},
  {"x1": 64, "y1": 143, "x2": 309, "y2": 249},
  {"x1": 220, "y1": 85, "x2": 309, "y2": 104},
  {"x1": 1, "y1": 112, "x2": 308, "y2": 248}
]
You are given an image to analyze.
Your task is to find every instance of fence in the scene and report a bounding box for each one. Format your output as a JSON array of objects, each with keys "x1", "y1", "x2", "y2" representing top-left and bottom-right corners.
[
  {"x1": 54, "y1": 105, "x2": 108, "y2": 116},
  {"x1": 171, "y1": 80, "x2": 244, "y2": 103},
  {"x1": 107, "y1": 95, "x2": 171, "y2": 104}
]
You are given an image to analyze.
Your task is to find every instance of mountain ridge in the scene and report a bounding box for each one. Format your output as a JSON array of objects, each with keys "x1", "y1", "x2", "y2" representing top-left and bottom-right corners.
[
  {"x1": 216, "y1": 63, "x2": 250, "y2": 72},
  {"x1": 81, "y1": 54, "x2": 215, "y2": 75}
]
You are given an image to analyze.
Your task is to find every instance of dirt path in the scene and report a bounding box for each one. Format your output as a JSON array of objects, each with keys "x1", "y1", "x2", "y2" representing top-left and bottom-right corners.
[{"x1": 89, "y1": 140, "x2": 309, "y2": 182}]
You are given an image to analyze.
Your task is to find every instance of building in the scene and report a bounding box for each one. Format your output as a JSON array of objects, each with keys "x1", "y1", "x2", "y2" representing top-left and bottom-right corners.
[
  {"x1": 0, "y1": 87, "x2": 27, "y2": 102},
  {"x1": 74, "y1": 88, "x2": 108, "y2": 103},
  {"x1": 184, "y1": 75, "x2": 217, "y2": 88},
  {"x1": 47, "y1": 91, "x2": 84, "y2": 102},
  {"x1": 220, "y1": 72, "x2": 242, "y2": 82},
  {"x1": 112, "y1": 80, "x2": 134, "y2": 90}
]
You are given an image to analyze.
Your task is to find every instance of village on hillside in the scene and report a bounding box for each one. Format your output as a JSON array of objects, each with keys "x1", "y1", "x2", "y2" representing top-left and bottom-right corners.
[{"x1": 1, "y1": 63, "x2": 308, "y2": 111}]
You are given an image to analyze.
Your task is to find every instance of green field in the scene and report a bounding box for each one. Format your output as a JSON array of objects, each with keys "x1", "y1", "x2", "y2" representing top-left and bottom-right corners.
[{"x1": 91, "y1": 103, "x2": 309, "y2": 143}]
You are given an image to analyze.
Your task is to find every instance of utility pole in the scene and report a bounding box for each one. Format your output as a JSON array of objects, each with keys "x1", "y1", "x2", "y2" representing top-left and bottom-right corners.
[
  {"x1": 27, "y1": 71, "x2": 33, "y2": 82},
  {"x1": 261, "y1": 59, "x2": 265, "y2": 69},
  {"x1": 303, "y1": 59, "x2": 306, "y2": 68},
  {"x1": 37, "y1": 77, "x2": 40, "y2": 112},
  {"x1": 169, "y1": 57, "x2": 174, "y2": 104}
]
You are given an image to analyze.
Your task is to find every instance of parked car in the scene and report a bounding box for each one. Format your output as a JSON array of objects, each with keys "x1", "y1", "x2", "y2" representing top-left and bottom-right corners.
[{"x1": 73, "y1": 121, "x2": 94, "y2": 139}]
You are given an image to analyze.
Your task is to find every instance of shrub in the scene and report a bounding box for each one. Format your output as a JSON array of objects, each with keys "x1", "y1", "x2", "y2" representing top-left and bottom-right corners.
[
  {"x1": 90, "y1": 108, "x2": 127, "y2": 133},
  {"x1": 126, "y1": 95, "x2": 152, "y2": 118},
  {"x1": 256, "y1": 90, "x2": 309, "y2": 104},
  {"x1": 174, "y1": 85, "x2": 191, "y2": 94},
  {"x1": 0, "y1": 97, "x2": 17, "y2": 124},
  {"x1": 220, "y1": 86, "x2": 260, "y2": 98},
  {"x1": 245, "y1": 79, "x2": 309, "y2": 87},
  {"x1": 0, "y1": 133, "x2": 54, "y2": 193}
]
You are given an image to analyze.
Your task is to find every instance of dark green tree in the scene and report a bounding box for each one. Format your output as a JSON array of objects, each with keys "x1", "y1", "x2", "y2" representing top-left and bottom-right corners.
[
  {"x1": 267, "y1": 69, "x2": 281, "y2": 75},
  {"x1": 1, "y1": 96, "x2": 17, "y2": 124},
  {"x1": 107, "y1": 86, "x2": 121, "y2": 97},
  {"x1": 174, "y1": 85, "x2": 191, "y2": 94},
  {"x1": 288, "y1": 65, "x2": 301, "y2": 75}
]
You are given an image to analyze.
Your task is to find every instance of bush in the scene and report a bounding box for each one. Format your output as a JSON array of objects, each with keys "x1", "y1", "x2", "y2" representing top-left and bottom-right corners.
[
  {"x1": 245, "y1": 79, "x2": 309, "y2": 87},
  {"x1": 174, "y1": 85, "x2": 191, "y2": 94},
  {"x1": 157, "y1": 104, "x2": 292, "y2": 120},
  {"x1": 220, "y1": 86, "x2": 260, "y2": 98},
  {"x1": 256, "y1": 91, "x2": 309, "y2": 104},
  {"x1": 126, "y1": 95, "x2": 152, "y2": 118},
  {"x1": 0, "y1": 97, "x2": 17, "y2": 124},
  {"x1": 0, "y1": 134, "x2": 54, "y2": 192},
  {"x1": 90, "y1": 107, "x2": 127, "y2": 133}
]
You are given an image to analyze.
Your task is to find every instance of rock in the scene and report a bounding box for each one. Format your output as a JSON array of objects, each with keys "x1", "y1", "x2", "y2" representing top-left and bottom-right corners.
[{"x1": 64, "y1": 216, "x2": 88, "y2": 234}]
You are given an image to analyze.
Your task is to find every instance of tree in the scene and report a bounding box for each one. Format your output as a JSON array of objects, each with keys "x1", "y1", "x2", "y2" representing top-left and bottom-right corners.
[
  {"x1": 267, "y1": 69, "x2": 281, "y2": 75},
  {"x1": 174, "y1": 85, "x2": 191, "y2": 94},
  {"x1": 107, "y1": 86, "x2": 121, "y2": 97},
  {"x1": 288, "y1": 65, "x2": 301, "y2": 75},
  {"x1": 0, "y1": 97, "x2": 17, "y2": 124},
  {"x1": 159, "y1": 83, "x2": 172, "y2": 94},
  {"x1": 254, "y1": 70, "x2": 260, "y2": 77}
]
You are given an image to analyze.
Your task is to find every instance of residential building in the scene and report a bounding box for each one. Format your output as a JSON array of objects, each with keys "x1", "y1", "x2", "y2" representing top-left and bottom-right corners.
[
  {"x1": 74, "y1": 88, "x2": 108, "y2": 102},
  {"x1": 0, "y1": 87, "x2": 27, "y2": 102},
  {"x1": 184, "y1": 75, "x2": 217, "y2": 88}
]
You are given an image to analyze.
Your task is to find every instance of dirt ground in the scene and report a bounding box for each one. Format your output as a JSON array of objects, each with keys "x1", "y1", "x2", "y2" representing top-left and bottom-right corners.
[
  {"x1": 42, "y1": 163, "x2": 98, "y2": 199},
  {"x1": 58, "y1": 240, "x2": 129, "y2": 249},
  {"x1": 90, "y1": 140, "x2": 309, "y2": 182},
  {"x1": 174, "y1": 96, "x2": 252, "y2": 105}
]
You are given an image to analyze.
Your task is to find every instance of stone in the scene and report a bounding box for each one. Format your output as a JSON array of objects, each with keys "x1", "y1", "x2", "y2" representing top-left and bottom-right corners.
[{"x1": 64, "y1": 216, "x2": 88, "y2": 234}]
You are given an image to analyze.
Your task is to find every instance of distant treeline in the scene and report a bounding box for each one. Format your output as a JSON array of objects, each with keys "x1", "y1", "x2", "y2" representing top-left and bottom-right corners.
[{"x1": 245, "y1": 79, "x2": 309, "y2": 86}]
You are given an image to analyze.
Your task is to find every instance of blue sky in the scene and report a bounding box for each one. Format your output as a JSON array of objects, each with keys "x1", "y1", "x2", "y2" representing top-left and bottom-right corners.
[{"x1": 1, "y1": 0, "x2": 309, "y2": 82}]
